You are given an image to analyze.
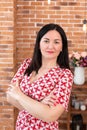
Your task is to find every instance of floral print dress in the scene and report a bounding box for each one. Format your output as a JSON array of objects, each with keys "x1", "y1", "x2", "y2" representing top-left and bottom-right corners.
[{"x1": 12, "y1": 59, "x2": 73, "y2": 130}]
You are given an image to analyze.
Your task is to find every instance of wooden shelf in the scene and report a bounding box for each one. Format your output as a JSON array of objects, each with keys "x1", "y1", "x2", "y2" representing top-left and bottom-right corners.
[
  {"x1": 67, "y1": 82, "x2": 87, "y2": 130},
  {"x1": 71, "y1": 108, "x2": 87, "y2": 114},
  {"x1": 69, "y1": 119, "x2": 87, "y2": 124},
  {"x1": 73, "y1": 82, "x2": 87, "y2": 88}
]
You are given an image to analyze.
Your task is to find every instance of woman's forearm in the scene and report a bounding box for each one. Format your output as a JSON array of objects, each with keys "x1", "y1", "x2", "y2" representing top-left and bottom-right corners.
[
  {"x1": 7, "y1": 82, "x2": 65, "y2": 122},
  {"x1": 7, "y1": 93, "x2": 23, "y2": 110},
  {"x1": 17, "y1": 92, "x2": 61, "y2": 123},
  {"x1": 18, "y1": 93, "x2": 50, "y2": 122}
]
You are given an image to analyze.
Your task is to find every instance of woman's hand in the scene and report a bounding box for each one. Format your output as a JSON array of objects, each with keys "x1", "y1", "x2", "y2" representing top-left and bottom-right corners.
[
  {"x1": 6, "y1": 79, "x2": 23, "y2": 109},
  {"x1": 41, "y1": 90, "x2": 57, "y2": 107},
  {"x1": 6, "y1": 79, "x2": 23, "y2": 110},
  {"x1": 7, "y1": 79, "x2": 21, "y2": 100}
]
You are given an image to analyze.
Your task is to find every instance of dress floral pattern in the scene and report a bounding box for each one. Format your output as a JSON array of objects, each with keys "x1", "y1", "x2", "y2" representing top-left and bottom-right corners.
[{"x1": 12, "y1": 59, "x2": 73, "y2": 130}]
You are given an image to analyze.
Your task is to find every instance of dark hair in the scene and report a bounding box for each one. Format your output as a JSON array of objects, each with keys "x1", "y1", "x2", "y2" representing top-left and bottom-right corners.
[{"x1": 25, "y1": 23, "x2": 70, "y2": 76}]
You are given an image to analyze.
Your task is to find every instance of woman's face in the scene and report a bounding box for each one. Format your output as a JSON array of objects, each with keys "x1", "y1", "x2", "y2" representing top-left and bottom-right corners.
[{"x1": 40, "y1": 30, "x2": 62, "y2": 61}]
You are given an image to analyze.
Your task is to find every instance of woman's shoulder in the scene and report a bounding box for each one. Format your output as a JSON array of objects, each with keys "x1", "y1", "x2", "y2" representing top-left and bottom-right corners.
[
  {"x1": 22, "y1": 58, "x2": 32, "y2": 66},
  {"x1": 23, "y1": 58, "x2": 32, "y2": 64},
  {"x1": 56, "y1": 67, "x2": 73, "y2": 78},
  {"x1": 18, "y1": 58, "x2": 32, "y2": 71}
]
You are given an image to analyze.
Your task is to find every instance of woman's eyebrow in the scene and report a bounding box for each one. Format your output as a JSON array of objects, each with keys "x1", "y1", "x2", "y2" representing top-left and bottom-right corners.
[
  {"x1": 43, "y1": 38, "x2": 49, "y2": 40},
  {"x1": 54, "y1": 39, "x2": 61, "y2": 41},
  {"x1": 43, "y1": 37, "x2": 61, "y2": 41}
]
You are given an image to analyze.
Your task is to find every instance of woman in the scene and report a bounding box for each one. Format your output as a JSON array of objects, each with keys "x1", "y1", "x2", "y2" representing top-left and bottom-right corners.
[{"x1": 7, "y1": 23, "x2": 73, "y2": 130}]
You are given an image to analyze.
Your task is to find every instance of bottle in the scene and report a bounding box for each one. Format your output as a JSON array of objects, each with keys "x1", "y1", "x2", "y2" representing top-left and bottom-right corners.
[{"x1": 71, "y1": 95, "x2": 77, "y2": 107}]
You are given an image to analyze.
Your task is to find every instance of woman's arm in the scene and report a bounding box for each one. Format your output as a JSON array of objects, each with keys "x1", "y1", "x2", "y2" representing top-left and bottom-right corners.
[
  {"x1": 6, "y1": 91, "x2": 23, "y2": 110},
  {"x1": 17, "y1": 91, "x2": 64, "y2": 123},
  {"x1": 6, "y1": 80, "x2": 24, "y2": 110},
  {"x1": 6, "y1": 87, "x2": 56, "y2": 111},
  {"x1": 7, "y1": 80, "x2": 65, "y2": 123}
]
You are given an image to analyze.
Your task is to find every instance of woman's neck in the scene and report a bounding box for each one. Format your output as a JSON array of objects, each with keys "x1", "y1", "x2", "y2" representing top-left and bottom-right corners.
[{"x1": 41, "y1": 59, "x2": 57, "y2": 69}]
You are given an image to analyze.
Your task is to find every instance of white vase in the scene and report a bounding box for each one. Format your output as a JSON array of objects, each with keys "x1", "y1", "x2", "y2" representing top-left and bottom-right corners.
[{"x1": 74, "y1": 67, "x2": 85, "y2": 85}]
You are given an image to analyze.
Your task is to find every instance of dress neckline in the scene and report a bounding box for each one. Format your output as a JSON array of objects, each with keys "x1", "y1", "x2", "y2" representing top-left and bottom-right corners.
[{"x1": 28, "y1": 65, "x2": 59, "y2": 85}]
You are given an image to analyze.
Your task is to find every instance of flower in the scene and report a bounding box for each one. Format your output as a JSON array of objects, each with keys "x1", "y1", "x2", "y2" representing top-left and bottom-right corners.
[{"x1": 69, "y1": 51, "x2": 87, "y2": 67}]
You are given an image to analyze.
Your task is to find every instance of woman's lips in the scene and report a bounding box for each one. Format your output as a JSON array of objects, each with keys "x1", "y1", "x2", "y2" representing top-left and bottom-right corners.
[{"x1": 46, "y1": 51, "x2": 54, "y2": 54}]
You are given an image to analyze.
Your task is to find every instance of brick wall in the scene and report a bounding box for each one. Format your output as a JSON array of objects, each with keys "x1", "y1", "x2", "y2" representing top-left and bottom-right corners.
[
  {"x1": 0, "y1": 0, "x2": 16, "y2": 130},
  {"x1": 0, "y1": 0, "x2": 87, "y2": 130},
  {"x1": 16, "y1": 0, "x2": 87, "y2": 79}
]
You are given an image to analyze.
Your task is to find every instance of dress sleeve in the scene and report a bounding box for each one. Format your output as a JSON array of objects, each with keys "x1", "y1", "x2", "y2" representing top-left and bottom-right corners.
[
  {"x1": 54, "y1": 69, "x2": 73, "y2": 111},
  {"x1": 11, "y1": 58, "x2": 31, "y2": 83}
]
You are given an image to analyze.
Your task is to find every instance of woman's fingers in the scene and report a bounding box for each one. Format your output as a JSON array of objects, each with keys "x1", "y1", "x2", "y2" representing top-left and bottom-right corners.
[
  {"x1": 16, "y1": 79, "x2": 20, "y2": 87},
  {"x1": 6, "y1": 78, "x2": 21, "y2": 104},
  {"x1": 7, "y1": 79, "x2": 20, "y2": 94},
  {"x1": 9, "y1": 78, "x2": 20, "y2": 88},
  {"x1": 41, "y1": 91, "x2": 57, "y2": 106}
]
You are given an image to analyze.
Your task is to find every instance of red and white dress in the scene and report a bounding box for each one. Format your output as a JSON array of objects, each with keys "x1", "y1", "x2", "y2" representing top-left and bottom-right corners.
[{"x1": 12, "y1": 58, "x2": 73, "y2": 130}]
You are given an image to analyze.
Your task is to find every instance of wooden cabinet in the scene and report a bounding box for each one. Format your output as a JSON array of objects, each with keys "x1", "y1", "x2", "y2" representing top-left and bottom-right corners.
[{"x1": 67, "y1": 82, "x2": 87, "y2": 130}]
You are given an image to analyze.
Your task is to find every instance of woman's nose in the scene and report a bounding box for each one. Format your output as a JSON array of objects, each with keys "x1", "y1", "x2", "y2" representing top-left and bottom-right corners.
[{"x1": 48, "y1": 42, "x2": 53, "y2": 48}]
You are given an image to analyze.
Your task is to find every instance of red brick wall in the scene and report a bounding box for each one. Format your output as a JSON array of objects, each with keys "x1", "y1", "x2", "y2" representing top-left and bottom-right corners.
[
  {"x1": 0, "y1": 0, "x2": 16, "y2": 130},
  {"x1": 16, "y1": 0, "x2": 87, "y2": 80},
  {"x1": 16, "y1": 1, "x2": 87, "y2": 62},
  {"x1": 0, "y1": 0, "x2": 87, "y2": 130}
]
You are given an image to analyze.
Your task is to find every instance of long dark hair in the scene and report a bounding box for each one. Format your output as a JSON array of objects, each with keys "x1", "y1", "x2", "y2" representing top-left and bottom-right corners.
[{"x1": 25, "y1": 23, "x2": 70, "y2": 76}]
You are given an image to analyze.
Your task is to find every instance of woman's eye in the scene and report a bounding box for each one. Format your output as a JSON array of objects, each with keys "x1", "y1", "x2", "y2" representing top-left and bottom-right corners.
[
  {"x1": 44, "y1": 40, "x2": 49, "y2": 43},
  {"x1": 55, "y1": 41, "x2": 59, "y2": 44}
]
